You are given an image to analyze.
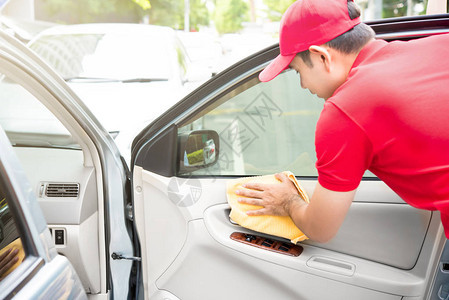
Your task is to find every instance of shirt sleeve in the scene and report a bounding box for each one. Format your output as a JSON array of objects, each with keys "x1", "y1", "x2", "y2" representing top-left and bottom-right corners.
[{"x1": 315, "y1": 102, "x2": 373, "y2": 192}]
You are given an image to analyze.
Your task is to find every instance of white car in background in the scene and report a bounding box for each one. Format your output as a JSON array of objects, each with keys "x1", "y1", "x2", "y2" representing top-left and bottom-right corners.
[
  {"x1": 28, "y1": 23, "x2": 211, "y2": 164},
  {"x1": 177, "y1": 31, "x2": 224, "y2": 76}
]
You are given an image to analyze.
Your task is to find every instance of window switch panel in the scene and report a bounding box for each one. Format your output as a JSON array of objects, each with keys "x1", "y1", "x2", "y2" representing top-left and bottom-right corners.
[
  {"x1": 230, "y1": 232, "x2": 303, "y2": 257},
  {"x1": 54, "y1": 229, "x2": 65, "y2": 245}
]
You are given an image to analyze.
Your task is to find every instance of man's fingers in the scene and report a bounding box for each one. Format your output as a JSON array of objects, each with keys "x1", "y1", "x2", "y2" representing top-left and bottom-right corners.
[
  {"x1": 0, "y1": 249, "x2": 18, "y2": 277},
  {"x1": 238, "y1": 197, "x2": 263, "y2": 206},
  {"x1": 0, "y1": 249, "x2": 15, "y2": 269},
  {"x1": 274, "y1": 172, "x2": 288, "y2": 182},
  {"x1": 235, "y1": 188, "x2": 262, "y2": 198},
  {"x1": 0, "y1": 256, "x2": 18, "y2": 278},
  {"x1": 275, "y1": 172, "x2": 299, "y2": 194},
  {"x1": 0, "y1": 249, "x2": 11, "y2": 262},
  {"x1": 241, "y1": 182, "x2": 265, "y2": 191}
]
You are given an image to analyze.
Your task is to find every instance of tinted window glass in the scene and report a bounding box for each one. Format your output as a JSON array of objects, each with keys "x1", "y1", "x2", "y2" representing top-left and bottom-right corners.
[{"x1": 179, "y1": 69, "x2": 324, "y2": 176}]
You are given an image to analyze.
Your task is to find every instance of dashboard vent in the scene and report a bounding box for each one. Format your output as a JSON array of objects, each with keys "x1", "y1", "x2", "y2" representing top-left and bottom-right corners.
[{"x1": 45, "y1": 183, "x2": 80, "y2": 198}]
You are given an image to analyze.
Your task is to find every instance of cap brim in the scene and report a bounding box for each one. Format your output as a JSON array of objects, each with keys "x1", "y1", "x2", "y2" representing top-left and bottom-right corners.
[{"x1": 259, "y1": 53, "x2": 296, "y2": 82}]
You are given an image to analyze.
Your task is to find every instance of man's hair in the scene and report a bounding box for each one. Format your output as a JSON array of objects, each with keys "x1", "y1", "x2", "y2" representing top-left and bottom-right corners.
[{"x1": 296, "y1": 0, "x2": 375, "y2": 67}]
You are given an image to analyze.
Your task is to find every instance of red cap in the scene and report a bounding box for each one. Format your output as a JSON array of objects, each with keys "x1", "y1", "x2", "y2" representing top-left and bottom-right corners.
[{"x1": 259, "y1": 0, "x2": 361, "y2": 82}]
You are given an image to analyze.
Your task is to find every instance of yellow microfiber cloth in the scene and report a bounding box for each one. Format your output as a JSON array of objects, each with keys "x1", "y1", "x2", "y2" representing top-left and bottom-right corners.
[
  {"x1": 0, "y1": 238, "x2": 25, "y2": 280},
  {"x1": 227, "y1": 171, "x2": 310, "y2": 244}
]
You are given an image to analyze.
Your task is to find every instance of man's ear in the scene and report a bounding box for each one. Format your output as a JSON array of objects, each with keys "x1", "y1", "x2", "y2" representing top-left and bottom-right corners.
[{"x1": 309, "y1": 45, "x2": 332, "y2": 72}]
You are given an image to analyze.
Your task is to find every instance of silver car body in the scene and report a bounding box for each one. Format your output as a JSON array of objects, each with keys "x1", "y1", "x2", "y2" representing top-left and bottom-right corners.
[
  {"x1": 0, "y1": 104, "x2": 85, "y2": 299},
  {"x1": 0, "y1": 27, "x2": 133, "y2": 298}
]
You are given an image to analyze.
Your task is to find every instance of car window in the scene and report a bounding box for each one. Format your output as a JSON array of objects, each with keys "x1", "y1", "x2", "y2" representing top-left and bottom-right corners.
[
  {"x1": 179, "y1": 69, "x2": 322, "y2": 176},
  {"x1": 0, "y1": 185, "x2": 25, "y2": 282},
  {"x1": 179, "y1": 69, "x2": 376, "y2": 178},
  {"x1": 0, "y1": 74, "x2": 79, "y2": 149}
]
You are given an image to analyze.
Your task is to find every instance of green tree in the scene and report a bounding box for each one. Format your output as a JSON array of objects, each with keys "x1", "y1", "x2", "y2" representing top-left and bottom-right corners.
[
  {"x1": 382, "y1": 0, "x2": 407, "y2": 17},
  {"x1": 263, "y1": 0, "x2": 295, "y2": 21},
  {"x1": 132, "y1": 0, "x2": 151, "y2": 10},
  {"x1": 147, "y1": 0, "x2": 183, "y2": 28},
  {"x1": 214, "y1": 0, "x2": 249, "y2": 34},
  {"x1": 36, "y1": 0, "x2": 208, "y2": 30},
  {"x1": 382, "y1": 0, "x2": 426, "y2": 18},
  {"x1": 188, "y1": 0, "x2": 210, "y2": 31},
  {"x1": 36, "y1": 0, "x2": 147, "y2": 23},
  {"x1": 147, "y1": 0, "x2": 209, "y2": 31}
]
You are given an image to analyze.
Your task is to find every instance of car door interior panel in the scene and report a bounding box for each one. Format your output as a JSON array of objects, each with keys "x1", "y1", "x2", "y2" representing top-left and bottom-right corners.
[
  {"x1": 12, "y1": 147, "x2": 101, "y2": 294},
  {"x1": 133, "y1": 167, "x2": 443, "y2": 299},
  {"x1": 14, "y1": 148, "x2": 97, "y2": 225},
  {"x1": 132, "y1": 16, "x2": 449, "y2": 299},
  {"x1": 157, "y1": 221, "x2": 401, "y2": 300},
  {"x1": 305, "y1": 201, "x2": 431, "y2": 269}
]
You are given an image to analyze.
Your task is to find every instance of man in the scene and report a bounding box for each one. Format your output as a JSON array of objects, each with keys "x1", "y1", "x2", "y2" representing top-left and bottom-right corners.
[{"x1": 236, "y1": 0, "x2": 449, "y2": 243}]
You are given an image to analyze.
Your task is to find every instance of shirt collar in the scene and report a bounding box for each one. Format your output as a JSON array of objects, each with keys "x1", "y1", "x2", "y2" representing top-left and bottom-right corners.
[{"x1": 351, "y1": 39, "x2": 388, "y2": 69}]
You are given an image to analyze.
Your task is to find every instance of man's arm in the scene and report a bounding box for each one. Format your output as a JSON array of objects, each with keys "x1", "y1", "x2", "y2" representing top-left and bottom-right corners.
[{"x1": 236, "y1": 173, "x2": 356, "y2": 243}]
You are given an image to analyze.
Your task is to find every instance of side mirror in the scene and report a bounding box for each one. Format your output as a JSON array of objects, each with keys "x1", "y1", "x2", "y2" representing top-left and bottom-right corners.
[{"x1": 178, "y1": 130, "x2": 219, "y2": 174}]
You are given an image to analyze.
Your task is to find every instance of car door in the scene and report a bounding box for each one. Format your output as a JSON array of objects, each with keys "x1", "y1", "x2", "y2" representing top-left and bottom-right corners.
[
  {"x1": 131, "y1": 14, "x2": 449, "y2": 300},
  {"x1": 0, "y1": 114, "x2": 86, "y2": 299},
  {"x1": 0, "y1": 28, "x2": 135, "y2": 299}
]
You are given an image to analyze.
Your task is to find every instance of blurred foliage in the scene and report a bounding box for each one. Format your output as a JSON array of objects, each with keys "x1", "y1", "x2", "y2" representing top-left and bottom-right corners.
[
  {"x1": 146, "y1": 0, "x2": 183, "y2": 28},
  {"x1": 132, "y1": 0, "x2": 151, "y2": 10},
  {"x1": 188, "y1": 0, "x2": 210, "y2": 31},
  {"x1": 148, "y1": 0, "x2": 209, "y2": 31},
  {"x1": 187, "y1": 149, "x2": 204, "y2": 165},
  {"x1": 32, "y1": 0, "x2": 442, "y2": 33},
  {"x1": 36, "y1": 0, "x2": 146, "y2": 23},
  {"x1": 263, "y1": 0, "x2": 295, "y2": 21},
  {"x1": 213, "y1": 0, "x2": 249, "y2": 34},
  {"x1": 383, "y1": 0, "x2": 407, "y2": 17},
  {"x1": 382, "y1": 0, "x2": 425, "y2": 18},
  {"x1": 37, "y1": 0, "x2": 209, "y2": 31}
]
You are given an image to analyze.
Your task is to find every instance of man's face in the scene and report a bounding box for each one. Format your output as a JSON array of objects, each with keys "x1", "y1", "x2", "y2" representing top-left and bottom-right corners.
[{"x1": 289, "y1": 54, "x2": 338, "y2": 100}]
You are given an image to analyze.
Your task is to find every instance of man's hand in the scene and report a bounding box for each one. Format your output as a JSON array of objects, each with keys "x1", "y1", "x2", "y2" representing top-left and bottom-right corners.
[
  {"x1": 0, "y1": 248, "x2": 19, "y2": 279},
  {"x1": 236, "y1": 174, "x2": 356, "y2": 243},
  {"x1": 235, "y1": 172, "x2": 306, "y2": 216}
]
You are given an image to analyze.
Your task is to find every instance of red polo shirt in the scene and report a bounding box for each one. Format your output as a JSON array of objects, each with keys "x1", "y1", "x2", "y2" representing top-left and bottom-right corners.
[{"x1": 315, "y1": 34, "x2": 449, "y2": 236}]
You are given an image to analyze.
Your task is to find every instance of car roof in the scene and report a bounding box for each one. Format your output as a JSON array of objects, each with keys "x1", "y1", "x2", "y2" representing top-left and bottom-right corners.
[{"x1": 33, "y1": 23, "x2": 176, "y2": 38}]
